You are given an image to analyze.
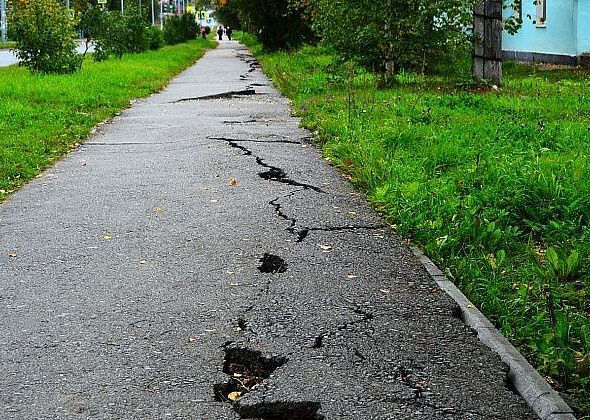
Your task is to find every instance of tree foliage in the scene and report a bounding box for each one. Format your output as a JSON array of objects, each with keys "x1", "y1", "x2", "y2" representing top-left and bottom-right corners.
[
  {"x1": 79, "y1": 3, "x2": 163, "y2": 61},
  {"x1": 308, "y1": 0, "x2": 475, "y2": 75},
  {"x1": 213, "y1": 0, "x2": 314, "y2": 50},
  {"x1": 163, "y1": 13, "x2": 197, "y2": 45},
  {"x1": 8, "y1": 0, "x2": 82, "y2": 74}
]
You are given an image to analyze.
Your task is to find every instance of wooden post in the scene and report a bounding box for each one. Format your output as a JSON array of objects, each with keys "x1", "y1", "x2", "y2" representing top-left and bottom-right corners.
[{"x1": 473, "y1": 0, "x2": 503, "y2": 86}]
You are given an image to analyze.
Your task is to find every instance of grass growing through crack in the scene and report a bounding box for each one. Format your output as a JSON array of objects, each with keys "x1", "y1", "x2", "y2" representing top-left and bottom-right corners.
[
  {"x1": 0, "y1": 38, "x2": 216, "y2": 200},
  {"x1": 238, "y1": 33, "x2": 590, "y2": 416}
]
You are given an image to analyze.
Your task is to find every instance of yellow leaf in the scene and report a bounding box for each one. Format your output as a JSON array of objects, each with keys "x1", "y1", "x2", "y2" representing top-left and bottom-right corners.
[
  {"x1": 228, "y1": 178, "x2": 238, "y2": 186},
  {"x1": 103, "y1": 235, "x2": 112, "y2": 240},
  {"x1": 8, "y1": 252, "x2": 17, "y2": 258},
  {"x1": 186, "y1": 337, "x2": 196, "y2": 343},
  {"x1": 227, "y1": 391, "x2": 242, "y2": 401}
]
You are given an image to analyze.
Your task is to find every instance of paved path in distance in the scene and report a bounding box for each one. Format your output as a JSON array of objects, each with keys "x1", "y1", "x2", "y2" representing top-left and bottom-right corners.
[{"x1": 0, "y1": 42, "x2": 535, "y2": 419}]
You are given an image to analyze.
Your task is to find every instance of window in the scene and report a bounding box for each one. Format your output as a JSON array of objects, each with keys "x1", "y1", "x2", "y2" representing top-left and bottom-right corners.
[{"x1": 535, "y1": 0, "x2": 546, "y2": 27}]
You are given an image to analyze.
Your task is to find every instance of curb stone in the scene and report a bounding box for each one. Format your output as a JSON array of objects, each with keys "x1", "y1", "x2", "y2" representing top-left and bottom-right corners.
[{"x1": 411, "y1": 248, "x2": 576, "y2": 420}]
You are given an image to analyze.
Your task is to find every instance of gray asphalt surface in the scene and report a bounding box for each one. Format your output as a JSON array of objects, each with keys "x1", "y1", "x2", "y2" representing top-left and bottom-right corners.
[{"x1": 0, "y1": 42, "x2": 535, "y2": 419}]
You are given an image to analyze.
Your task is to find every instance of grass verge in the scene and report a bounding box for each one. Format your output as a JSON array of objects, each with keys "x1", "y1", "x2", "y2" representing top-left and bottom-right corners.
[
  {"x1": 238, "y1": 33, "x2": 590, "y2": 416},
  {"x1": 0, "y1": 38, "x2": 216, "y2": 200},
  {"x1": 0, "y1": 42, "x2": 16, "y2": 50}
]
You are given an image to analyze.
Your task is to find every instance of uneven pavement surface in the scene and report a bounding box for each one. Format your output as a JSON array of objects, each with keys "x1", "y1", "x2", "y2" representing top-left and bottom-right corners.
[{"x1": 0, "y1": 42, "x2": 535, "y2": 419}]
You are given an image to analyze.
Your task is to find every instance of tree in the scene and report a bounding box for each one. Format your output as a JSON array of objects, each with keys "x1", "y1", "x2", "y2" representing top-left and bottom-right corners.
[
  {"x1": 8, "y1": 0, "x2": 82, "y2": 73},
  {"x1": 214, "y1": 0, "x2": 314, "y2": 50},
  {"x1": 309, "y1": 0, "x2": 475, "y2": 78}
]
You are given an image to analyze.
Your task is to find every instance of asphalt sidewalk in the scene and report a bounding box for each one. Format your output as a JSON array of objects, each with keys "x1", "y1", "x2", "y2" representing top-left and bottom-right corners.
[{"x1": 0, "y1": 42, "x2": 536, "y2": 419}]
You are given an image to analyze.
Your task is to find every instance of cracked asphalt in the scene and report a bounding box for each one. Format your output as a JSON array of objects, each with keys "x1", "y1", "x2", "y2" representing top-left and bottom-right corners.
[{"x1": 0, "y1": 42, "x2": 535, "y2": 419}]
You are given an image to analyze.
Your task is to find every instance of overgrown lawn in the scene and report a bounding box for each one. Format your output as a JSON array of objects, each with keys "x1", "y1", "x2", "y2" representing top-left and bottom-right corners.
[{"x1": 239, "y1": 34, "x2": 590, "y2": 416}]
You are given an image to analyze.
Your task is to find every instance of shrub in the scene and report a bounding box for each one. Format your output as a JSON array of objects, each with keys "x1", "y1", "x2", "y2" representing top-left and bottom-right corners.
[
  {"x1": 7, "y1": 0, "x2": 82, "y2": 74},
  {"x1": 144, "y1": 26, "x2": 164, "y2": 50},
  {"x1": 163, "y1": 13, "x2": 196, "y2": 45},
  {"x1": 307, "y1": 0, "x2": 473, "y2": 76},
  {"x1": 86, "y1": 4, "x2": 158, "y2": 61},
  {"x1": 92, "y1": 11, "x2": 130, "y2": 60}
]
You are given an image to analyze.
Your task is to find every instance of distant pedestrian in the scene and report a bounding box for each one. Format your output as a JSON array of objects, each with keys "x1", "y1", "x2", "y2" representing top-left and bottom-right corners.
[
  {"x1": 200, "y1": 26, "x2": 207, "y2": 39},
  {"x1": 217, "y1": 26, "x2": 224, "y2": 41},
  {"x1": 226, "y1": 26, "x2": 233, "y2": 41}
]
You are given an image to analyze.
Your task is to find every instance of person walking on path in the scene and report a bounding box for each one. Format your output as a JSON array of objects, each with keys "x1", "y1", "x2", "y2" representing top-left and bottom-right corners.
[
  {"x1": 226, "y1": 26, "x2": 233, "y2": 41},
  {"x1": 217, "y1": 26, "x2": 224, "y2": 41}
]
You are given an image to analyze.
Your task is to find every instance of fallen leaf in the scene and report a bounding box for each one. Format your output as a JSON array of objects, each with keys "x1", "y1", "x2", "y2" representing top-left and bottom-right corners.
[
  {"x1": 103, "y1": 235, "x2": 112, "y2": 241},
  {"x1": 139, "y1": 260, "x2": 147, "y2": 264},
  {"x1": 154, "y1": 207, "x2": 162, "y2": 213},
  {"x1": 320, "y1": 244, "x2": 332, "y2": 252},
  {"x1": 232, "y1": 326, "x2": 242, "y2": 333},
  {"x1": 227, "y1": 391, "x2": 242, "y2": 401},
  {"x1": 204, "y1": 329, "x2": 217, "y2": 333},
  {"x1": 8, "y1": 252, "x2": 17, "y2": 258},
  {"x1": 379, "y1": 289, "x2": 391, "y2": 294},
  {"x1": 347, "y1": 274, "x2": 358, "y2": 279},
  {"x1": 186, "y1": 337, "x2": 196, "y2": 343},
  {"x1": 466, "y1": 304, "x2": 474, "y2": 309},
  {"x1": 228, "y1": 178, "x2": 238, "y2": 186},
  {"x1": 210, "y1": 199, "x2": 219, "y2": 203},
  {"x1": 229, "y1": 282, "x2": 239, "y2": 286}
]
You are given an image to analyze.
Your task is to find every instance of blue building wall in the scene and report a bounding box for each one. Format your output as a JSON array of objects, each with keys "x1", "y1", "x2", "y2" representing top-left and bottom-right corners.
[
  {"x1": 503, "y1": 0, "x2": 589, "y2": 61},
  {"x1": 578, "y1": 0, "x2": 590, "y2": 54}
]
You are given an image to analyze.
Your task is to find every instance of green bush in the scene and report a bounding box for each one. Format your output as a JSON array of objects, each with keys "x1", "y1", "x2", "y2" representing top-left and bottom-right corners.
[
  {"x1": 144, "y1": 26, "x2": 164, "y2": 50},
  {"x1": 86, "y1": 4, "x2": 160, "y2": 61},
  {"x1": 163, "y1": 13, "x2": 196, "y2": 45},
  {"x1": 306, "y1": 0, "x2": 472, "y2": 76},
  {"x1": 7, "y1": 0, "x2": 82, "y2": 74},
  {"x1": 92, "y1": 11, "x2": 130, "y2": 60}
]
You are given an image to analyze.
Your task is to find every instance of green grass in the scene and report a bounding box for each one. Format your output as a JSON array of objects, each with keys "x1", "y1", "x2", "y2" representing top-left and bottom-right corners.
[
  {"x1": 0, "y1": 42, "x2": 16, "y2": 50},
  {"x1": 0, "y1": 38, "x2": 216, "y2": 199},
  {"x1": 239, "y1": 34, "x2": 590, "y2": 416}
]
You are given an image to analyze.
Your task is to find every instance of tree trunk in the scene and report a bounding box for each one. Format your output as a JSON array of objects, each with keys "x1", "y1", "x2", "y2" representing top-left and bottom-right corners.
[{"x1": 473, "y1": 0, "x2": 502, "y2": 86}]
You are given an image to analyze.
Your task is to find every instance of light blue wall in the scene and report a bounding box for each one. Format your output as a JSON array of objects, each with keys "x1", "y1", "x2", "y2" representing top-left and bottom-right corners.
[
  {"x1": 578, "y1": 0, "x2": 590, "y2": 54},
  {"x1": 503, "y1": 0, "x2": 578, "y2": 57}
]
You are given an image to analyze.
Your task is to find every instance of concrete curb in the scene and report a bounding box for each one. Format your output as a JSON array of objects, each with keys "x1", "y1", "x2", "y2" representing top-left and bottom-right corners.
[{"x1": 411, "y1": 248, "x2": 577, "y2": 420}]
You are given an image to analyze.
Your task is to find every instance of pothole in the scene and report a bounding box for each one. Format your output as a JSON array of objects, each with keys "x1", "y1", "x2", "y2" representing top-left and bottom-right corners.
[
  {"x1": 213, "y1": 347, "x2": 287, "y2": 403},
  {"x1": 259, "y1": 168, "x2": 286, "y2": 181},
  {"x1": 236, "y1": 400, "x2": 325, "y2": 420},
  {"x1": 258, "y1": 254, "x2": 288, "y2": 274},
  {"x1": 312, "y1": 334, "x2": 324, "y2": 349}
]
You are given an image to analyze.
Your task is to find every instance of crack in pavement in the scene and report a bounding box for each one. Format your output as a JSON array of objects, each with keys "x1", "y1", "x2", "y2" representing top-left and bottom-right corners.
[
  {"x1": 214, "y1": 137, "x2": 324, "y2": 193},
  {"x1": 172, "y1": 89, "x2": 257, "y2": 103},
  {"x1": 209, "y1": 136, "x2": 302, "y2": 145}
]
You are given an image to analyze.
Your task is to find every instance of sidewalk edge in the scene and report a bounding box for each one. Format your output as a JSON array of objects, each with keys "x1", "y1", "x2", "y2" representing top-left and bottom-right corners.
[{"x1": 410, "y1": 247, "x2": 576, "y2": 420}]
